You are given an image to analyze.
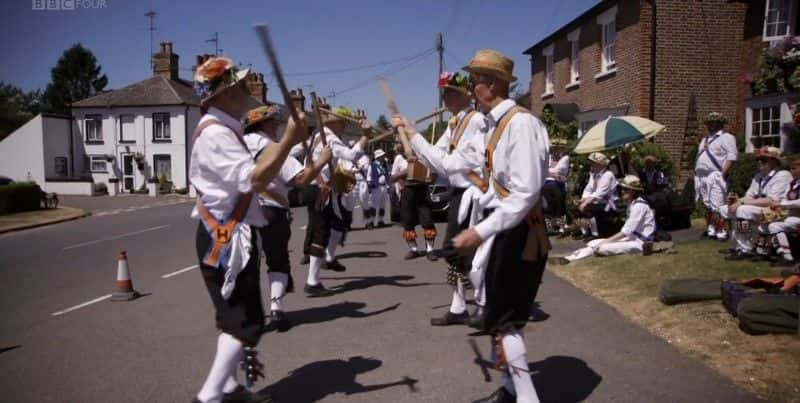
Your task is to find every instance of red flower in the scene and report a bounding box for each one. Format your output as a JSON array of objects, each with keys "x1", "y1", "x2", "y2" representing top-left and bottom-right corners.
[{"x1": 196, "y1": 57, "x2": 233, "y2": 82}]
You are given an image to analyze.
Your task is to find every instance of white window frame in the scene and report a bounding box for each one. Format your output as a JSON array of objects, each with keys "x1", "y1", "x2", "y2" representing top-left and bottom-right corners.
[
  {"x1": 597, "y1": 5, "x2": 618, "y2": 77},
  {"x1": 85, "y1": 114, "x2": 103, "y2": 142},
  {"x1": 119, "y1": 114, "x2": 136, "y2": 143},
  {"x1": 542, "y1": 44, "x2": 555, "y2": 98},
  {"x1": 567, "y1": 28, "x2": 581, "y2": 87},
  {"x1": 89, "y1": 155, "x2": 107, "y2": 173},
  {"x1": 152, "y1": 112, "x2": 171, "y2": 141},
  {"x1": 763, "y1": 0, "x2": 797, "y2": 42}
]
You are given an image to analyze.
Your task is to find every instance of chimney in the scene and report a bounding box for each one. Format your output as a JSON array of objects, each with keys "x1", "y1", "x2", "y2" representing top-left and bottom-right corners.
[
  {"x1": 290, "y1": 88, "x2": 306, "y2": 112},
  {"x1": 153, "y1": 42, "x2": 179, "y2": 80},
  {"x1": 245, "y1": 72, "x2": 267, "y2": 104}
]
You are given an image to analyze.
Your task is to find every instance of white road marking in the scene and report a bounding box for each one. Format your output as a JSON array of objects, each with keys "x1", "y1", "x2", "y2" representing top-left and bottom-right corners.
[
  {"x1": 161, "y1": 264, "x2": 199, "y2": 278},
  {"x1": 62, "y1": 225, "x2": 170, "y2": 250},
  {"x1": 51, "y1": 294, "x2": 112, "y2": 316}
]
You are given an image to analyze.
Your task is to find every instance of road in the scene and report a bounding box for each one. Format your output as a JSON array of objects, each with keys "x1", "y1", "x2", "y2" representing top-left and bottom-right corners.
[{"x1": 0, "y1": 199, "x2": 758, "y2": 402}]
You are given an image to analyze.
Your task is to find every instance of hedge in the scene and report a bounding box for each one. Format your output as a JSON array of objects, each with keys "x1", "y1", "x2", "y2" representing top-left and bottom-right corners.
[{"x1": 0, "y1": 182, "x2": 43, "y2": 214}]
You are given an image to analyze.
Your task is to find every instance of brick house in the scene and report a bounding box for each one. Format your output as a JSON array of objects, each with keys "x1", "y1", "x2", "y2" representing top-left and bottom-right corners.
[{"x1": 524, "y1": 0, "x2": 791, "y2": 173}]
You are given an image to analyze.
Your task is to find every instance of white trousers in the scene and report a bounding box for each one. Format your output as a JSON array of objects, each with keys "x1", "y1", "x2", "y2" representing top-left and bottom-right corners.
[
  {"x1": 695, "y1": 171, "x2": 727, "y2": 214},
  {"x1": 357, "y1": 181, "x2": 371, "y2": 211},
  {"x1": 766, "y1": 216, "x2": 800, "y2": 259},
  {"x1": 369, "y1": 187, "x2": 388, "y2": 217},
  {"x1": 721, "y1": 204, "x2": 766, "y2": 253},
  {"x1": 565, "y1": 237, "x2": 643, "y2": 262}
]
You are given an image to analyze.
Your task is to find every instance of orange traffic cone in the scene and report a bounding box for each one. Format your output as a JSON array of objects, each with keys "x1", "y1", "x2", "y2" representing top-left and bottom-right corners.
[{"x1": 111, "y1": 251, "x2": 140, "y2": 301}]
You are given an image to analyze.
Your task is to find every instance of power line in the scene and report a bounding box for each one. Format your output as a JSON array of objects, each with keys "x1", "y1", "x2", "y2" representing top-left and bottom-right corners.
[
  {"x1": 271, "y1": 48, "x2": 435, "y2": 78},
  {"x1": 330, "y1": 48, "x2": 437, "y2": 97}
]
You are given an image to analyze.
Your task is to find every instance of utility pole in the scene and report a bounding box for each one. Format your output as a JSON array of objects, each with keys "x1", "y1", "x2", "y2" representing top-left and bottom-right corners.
[
  {"x1": 327, "y1": 91, "x2": 337, "y2": 107},
  {"x1": 206, "y1": 32, "x2": 220, "y2": 56},
  {"x1": 145, "y1": 10, "x2": 157, "y2": 71},
  {"x1": 435, "y1": 32, "x2": 444, "y2": 142}
]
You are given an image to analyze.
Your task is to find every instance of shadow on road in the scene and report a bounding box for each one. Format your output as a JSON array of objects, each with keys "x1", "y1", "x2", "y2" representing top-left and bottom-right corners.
[
  {"x1": 530, "y1": 355, "x2": 602, "y2": 403},
  {"x1": 335, "y1": 251, "x2": 389, "y2": 260},
  {"x1": 261, "y1": 356, "x2": 418, "y2": 403},
  {"x1": 287, "y1": 301, "x2": 401, "y2": 328},
  {"x1": 323, "y1": 275, "x2": 433, "y2": 294},
  {"x1": 0, "y1": 345, "x2": 21, "y2": 355}
]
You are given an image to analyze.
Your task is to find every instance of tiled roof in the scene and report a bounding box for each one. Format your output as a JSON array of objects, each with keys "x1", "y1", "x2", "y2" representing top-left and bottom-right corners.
[{"x1": 72, "y1": 76, "x2": 201, "y2": 108}]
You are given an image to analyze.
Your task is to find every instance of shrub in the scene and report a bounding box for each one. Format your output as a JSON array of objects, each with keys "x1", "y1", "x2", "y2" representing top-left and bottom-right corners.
[
  {"x1": 727, "y1": 153, "x2": 758, "y2": 197},
  {"x1": 0, "y1": 182, "x2": 42, "y2": 214}
]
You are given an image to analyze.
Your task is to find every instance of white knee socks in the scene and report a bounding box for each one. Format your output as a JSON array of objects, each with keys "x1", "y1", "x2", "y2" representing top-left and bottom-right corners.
[
  {"x1": 307, "y1": 256, "x2": 322, "y2": 286},
  {"x1": 326, "y1": 231, "x2": 342, "y2": 263},
  {"x1": 469, "y1": 269, "x2": 486, "y2": 307},
  {"x1": 565, "y1": 246, "x2": 594, "y2": 262},
  {"x1": 269, "y1": 272, "x2": 288, "y2": 312},
  {"x1": 425, "y1": 239, "x2": 434, "y2": 252},
  {"x1": 449, "y1": 278, "x2": 467, "y2": 314},
  {"x1": 590, "y1": 218, "x2": 599, "y2": 237},
  {"x1": 407, "y1": 241, "x2": 418, "y2": 252},
  {"x1": 197, "y1": 333, "x2": 244, "y2": 403},
  {"x1": 501, "y1": 330, "x2": 540, "y2": 403}
]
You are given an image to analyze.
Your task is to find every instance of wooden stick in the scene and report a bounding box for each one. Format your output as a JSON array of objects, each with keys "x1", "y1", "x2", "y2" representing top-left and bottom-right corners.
[
  {"x1": 377, "y1": 78, "x2": 414, "y2": 159},
  {"x1": 367, "y1": 107, "x2": 447, "y2": 145},
  {"x1": 253, "y1": 25, "x2": 311, "y2": 162},
  {"x1": 310, "y1": 92, "x2": 335, "y2": 174}
]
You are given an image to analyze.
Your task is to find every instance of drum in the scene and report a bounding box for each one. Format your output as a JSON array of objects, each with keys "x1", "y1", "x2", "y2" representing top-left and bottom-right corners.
[{"x1": 407, "y1": 160, "x2": 429, "y2": 182}]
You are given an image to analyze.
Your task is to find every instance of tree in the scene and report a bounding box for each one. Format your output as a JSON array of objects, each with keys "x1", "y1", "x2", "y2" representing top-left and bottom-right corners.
[
  {"x1": 0, "y1": 82, "x2": 43, "y2": 139},
  {"x1": 420, "y1": 121, "x2": 446, "y2": 143},
  {"x1": 375, "y1": 114, "x2": 391, "y2": 131},
  {"x1": 42, "y1": 44, "x2": 108, "y2": 114}
]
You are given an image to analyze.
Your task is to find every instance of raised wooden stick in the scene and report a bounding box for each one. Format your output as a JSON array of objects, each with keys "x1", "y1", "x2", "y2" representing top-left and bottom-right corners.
[
  {"x1": 310, "y1": 92, "x2": 335, "y2": 174},
  {"x1": 377, "y1": 78, "x2": 414, "y2": 159},
  {"x1": 367, "y1": 107, "x2": 447, "y2": 145}
]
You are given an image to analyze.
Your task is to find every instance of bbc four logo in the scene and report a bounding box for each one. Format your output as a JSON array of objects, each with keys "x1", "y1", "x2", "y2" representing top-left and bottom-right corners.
[{"x1": 32, "y1": 0, "x2": 108, "y2": 10}]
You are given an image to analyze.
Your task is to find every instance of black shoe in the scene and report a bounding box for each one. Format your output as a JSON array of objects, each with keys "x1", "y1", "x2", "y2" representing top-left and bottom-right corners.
[
  {"x1": 426, "y1": 251, "x2": 439, "y2": 261},
  {"x1": 571, "y1": 231, "x2": 584, "y2": 240},
  {"x1": 222, "y1": 385, "x2": 274, "y2": 403},
  {"x1": 323, "y1": 259, "x2": 346, "y2": 272},
  {"x1": 472, "y1": 387, "x2": 515, "y2": 403},
  {"x1": 718, "y1": 248, "x2": 735, "y2": 255},
  {"x1": 404, "y1": 250, "x2": 423, "y2": 260},
  {"x1": 377, "y1": 221, "x2": 386, "y2": 228},
  {"x1": 725, "y1": 251, "x2": 754, "y2": 261},
  {"x1": 699, "y1": 232, "x2": 710, "y2": 240},
  {"x1": 430, "y1": 311, "x2": 469, "y2": 326},
  {"x1": 466, "y1": 306, "x2": 486, "y2": 329},
  {"x1": 299, "y1": 255, "x2": 309, "y2": 265},
  {"x1": 583, "y1": 234, "x2": 598, "y2": 242},
  {"x1": 268, "y1": 310, "x2": 292, "y2": 332},
  {"x1": 304, "y1": 283, "x2": 334, "y2": 297},
  {"x1": 781, "y1": 266, "x2": 800, "y2": 277},
  {"x1": 366, "y1": 222, "x2": 375, "y2": 230},
  {"x1": 771, "y1": 258, "x2": 795, "y2": 268}
]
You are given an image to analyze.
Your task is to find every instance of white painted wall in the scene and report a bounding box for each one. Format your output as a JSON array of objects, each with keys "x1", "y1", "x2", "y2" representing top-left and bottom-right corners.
[
  {"x1": 45, "y1": 181, "x2": 93, "y2": 195},
  {"x1": 0, "y1": 115, "x2": 45, "y2": 184}
]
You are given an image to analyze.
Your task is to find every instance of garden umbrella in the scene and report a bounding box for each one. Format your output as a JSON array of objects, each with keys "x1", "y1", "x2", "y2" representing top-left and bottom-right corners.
[{"x1": 572, "y1": 116, "x2": 665, "y2": 154}]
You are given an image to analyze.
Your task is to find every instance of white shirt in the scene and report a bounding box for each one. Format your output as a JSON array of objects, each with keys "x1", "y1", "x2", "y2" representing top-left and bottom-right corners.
[
  {"x1": 289, "y1": 142, "x2": 306, "y2": 162},
  {"x1": 189, "y1": 107, "x2": 267, "y2": 227},
  {"x1": 472, "y1": 99, "x2": 550, "y2": 240},
  {"x1": 582, "y1": 168, "x2": 618, "y2": 211},
  {"x1": 409, "y1": 108, "x2": 487, "y2": 189},
  {"x1": 391, "y1": 154, "x2": 408, "y2": 197},
  {"x1": 309, "y1": 127, "x2": 364, "y2": 183},
  {"x1": 354, "y1": 155, "x2": 370, "y2": 181},
  {"x1": 695, "y1": 130, "x2": 737, "y2": 174},
  {"x1": 243, "y1": 131, "x2": 304, "y2": 209},
  {"x1": 744, "y1": 169, "x2": 792, "y2": 201},
  {"x1": 621, "y1": 197, "x2": 656, "y2": 242},
  {"x1": 547, "y1": 154, "x2": 570, "y2": 182},
  {"x1": 780, "y1": 178, "x2": 800, "y2": 214}
]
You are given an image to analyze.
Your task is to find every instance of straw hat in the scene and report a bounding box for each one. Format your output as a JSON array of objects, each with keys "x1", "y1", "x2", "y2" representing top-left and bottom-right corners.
[
  {"x1": 438, "y1": 71, "x2": 470, "y2": 95},
  {"x1": 463, "y1": 49, "x2": 517, "y2": 83},
  {"x1": 703, "y1": 112, "x2": 728, "y2": 126},
  {"x1": 588, "y1": 152, "x2": 610, "y2": 166},
  {"x1": 373, "y1": 149, "x2": 386, "y2": 159},
  {"x1": 755, "y1": 146, "x2": 782, "y2": 162},
  {"x1": 244, "y1": 105, "x2": 282, "y2": 132},
  {"x1": 550, "y1": 137, "x2": 568, "y2": 147},
  {"x1": 643, "y1": 155, "x2": 658, "y2": 164},
  {"x1": 324, "y1": 106, "x2": 355, "y2": 124},
  {"x1": 193, "y1": 57, "x2": 250, "y2": 107},
  {"x1": 619, "y1": 175, "x2": 643, "y2": 192}
]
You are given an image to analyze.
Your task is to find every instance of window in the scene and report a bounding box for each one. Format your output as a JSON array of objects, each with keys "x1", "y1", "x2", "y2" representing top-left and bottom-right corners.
[
  {"x1": 85, "y1": 114, "x2": 103, "y2": 142},
  {"x1": 543, "y1": 44, "x2": 554, "y2": 96},
  {"x1": 54, "y1": 157, "x2": 68, "y2": 177},
  {"x1": 119, "y1": 115, "x2": 135, "y2": 143},
  {"x1": 88, "y1": 155, "x2": 107, "y2": 173},
  {"x1": 153, "y1": 113, "x2": 171, "y2": 141},
  {"x1": 153, "y1": 154, "x2": 172, "y2": 180},
  {"x1": 568, "y1": 29, "x2": 581, "y2": 86},
  {"x1": 751, "y1": 105, "x2": 782, "y2": 147},
  {"x1": 763, "y1": 0, "x2": 797, "y2": 41},
  {"x1": 597, "y1": 5, "x2": 618, "y2": 75}
]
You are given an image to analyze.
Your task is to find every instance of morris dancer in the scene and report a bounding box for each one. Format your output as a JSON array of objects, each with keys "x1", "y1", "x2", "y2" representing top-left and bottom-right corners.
[
  {"x1": 695, "y1": 112, "x2": 737, "y2": 241},
  {"x1": 367, "y1": 149, "x2": 390, "y2": 228},
  {"x1": 190, "y1": 56, "x2": 307, "y2": 403}
]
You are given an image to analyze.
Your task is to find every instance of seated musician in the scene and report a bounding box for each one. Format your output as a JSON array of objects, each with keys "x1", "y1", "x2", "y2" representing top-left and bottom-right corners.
[
  {"x1": 760, "y1": 158, "x2": 800, "y2": 268},
  {"x1": 723, "y1": 146, "x2": 791, "y2": 261}
]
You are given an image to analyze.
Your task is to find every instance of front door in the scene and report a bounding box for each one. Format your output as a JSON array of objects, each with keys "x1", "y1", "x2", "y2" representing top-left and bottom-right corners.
[{"x1": 121, "y1": 154, "x2": 135, "y2": 192}]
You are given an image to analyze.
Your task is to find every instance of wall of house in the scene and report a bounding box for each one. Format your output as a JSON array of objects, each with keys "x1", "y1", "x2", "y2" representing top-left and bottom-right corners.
[
  {"x1": 529, "y1": 0, "x2": 645, "y2": 118},
  {"x1": 42, "y1": 116, "x2": 74, "y2": 179},
  {"x1": 0, "y1": 115, "x2": 45, "y2": 184},
  {"x1": 738, "y1": 0, "x2": 769, "y2": 146},
  {"x1": 73, "y1": 105, "x2": 200, "y2": 193}
]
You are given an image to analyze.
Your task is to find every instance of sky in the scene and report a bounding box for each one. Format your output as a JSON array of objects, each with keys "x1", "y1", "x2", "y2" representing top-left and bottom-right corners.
[{"x1": 0, "y1": 0, "x2": 598, "y2": 121}]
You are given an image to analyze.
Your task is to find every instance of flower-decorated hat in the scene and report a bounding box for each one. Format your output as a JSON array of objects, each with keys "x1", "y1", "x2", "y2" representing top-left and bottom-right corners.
[
  {"x1": 438, "y1": 71, "x2": 470, "y2": 95},
  {"x1": 325, "y1": 106, "x2": 355, "y2": 124},
  {"x1": 194, "y1": 57, "x2": 249, "y2": 106},
  {"x1": 463, "y1": 49, "x2": 517, "y2": 83},
  {"x1": 619, "y1": 174, "x2": 643, "y2": 192},
  {"x1": 244, "y1": 105, "x2": 283, "y2": 132},
  {"x1": 755, "y1": 146, "x2": 782, "y2": 162},
  {"x1": 703, "y1": 112, "x2": 728, "y2": 127}
]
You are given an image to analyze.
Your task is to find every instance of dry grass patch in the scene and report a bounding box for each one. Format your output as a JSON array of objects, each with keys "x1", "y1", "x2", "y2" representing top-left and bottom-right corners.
[{"x1": 550, "y1": 239, "x2": 800, "y2": 402}]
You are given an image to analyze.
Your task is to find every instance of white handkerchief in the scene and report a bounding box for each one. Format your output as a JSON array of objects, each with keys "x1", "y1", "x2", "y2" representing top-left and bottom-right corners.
[{"x1": 221, "y1": 224, "x2": 252, "y2": 300}]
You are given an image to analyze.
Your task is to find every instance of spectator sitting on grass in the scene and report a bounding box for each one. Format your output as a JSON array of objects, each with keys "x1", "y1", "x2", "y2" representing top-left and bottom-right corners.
[
  {"x1": 558, "y1": 175, "x2": 655, "y2": 264},
  {"x1": 760, "y1": 158, "x2": 800, "y2": 269},
  {"x1": 723, "y1": 146, "x2": 792, "y2": 261}
]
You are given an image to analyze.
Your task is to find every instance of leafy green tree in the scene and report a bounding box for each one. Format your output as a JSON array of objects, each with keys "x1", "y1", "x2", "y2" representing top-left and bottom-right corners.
[
  {"x1": 42, "y1": 44, "x2": 108, "y2": 114},
  {"x1": 0, "y1": 82, "x2": 42, "y2": 139},
  {"x1": 375, "y1": 114, "x2": 391, "y2": 131}
]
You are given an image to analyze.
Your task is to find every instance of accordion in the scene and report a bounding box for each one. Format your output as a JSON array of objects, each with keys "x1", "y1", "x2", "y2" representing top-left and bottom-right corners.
[{"x1": 407, "y1": 160, "x2": 429, "y2": 183}]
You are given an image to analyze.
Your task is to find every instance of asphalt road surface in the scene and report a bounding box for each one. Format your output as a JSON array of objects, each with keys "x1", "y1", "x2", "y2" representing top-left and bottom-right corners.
[{"x1": 0, "y1": 200, "x2": 758, "y2": 402}]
